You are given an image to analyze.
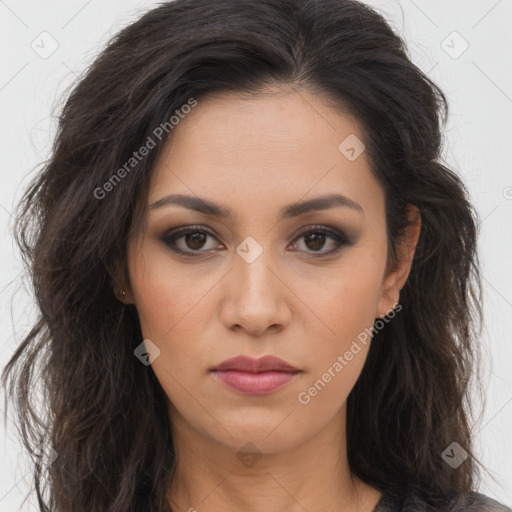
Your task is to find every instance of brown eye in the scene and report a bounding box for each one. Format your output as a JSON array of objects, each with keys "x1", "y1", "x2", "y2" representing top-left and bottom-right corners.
[
  {"x1": 291, "y1": 226, "x2": 352, "y2": 256},
  {"x1": 184, "y1": 231, "x2": 208, "y2": 250},
  {"x1": 303, "y1": 232, "x2": 327, "y2": 251},
  {"x1": 161, "y1": 226, "x2": 222, "y2": 256},
  {"x1": 162, "y1": 224, "x2": 352, "y2": 259}
]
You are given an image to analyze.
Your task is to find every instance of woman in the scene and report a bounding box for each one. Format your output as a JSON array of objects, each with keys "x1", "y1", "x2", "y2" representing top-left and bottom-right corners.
[{"x1": 2, "y1": 0, "x2": 510, "y2": 511}]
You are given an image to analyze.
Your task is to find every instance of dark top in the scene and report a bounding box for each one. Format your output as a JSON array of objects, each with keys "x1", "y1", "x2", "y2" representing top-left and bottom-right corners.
[{"x1": 373, "y1": 488, "x2": 512, "y2": 511}]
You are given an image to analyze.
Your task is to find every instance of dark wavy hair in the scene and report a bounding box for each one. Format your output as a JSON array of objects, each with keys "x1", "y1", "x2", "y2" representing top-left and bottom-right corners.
[{"x1": 2, "y1": 0, "x2": 483, "y2": 511}]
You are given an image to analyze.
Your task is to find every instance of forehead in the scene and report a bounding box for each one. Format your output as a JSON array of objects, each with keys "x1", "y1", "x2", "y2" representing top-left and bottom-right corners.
[{"x1": 148, "y1": 86, "x2": 384, "y2": 223}]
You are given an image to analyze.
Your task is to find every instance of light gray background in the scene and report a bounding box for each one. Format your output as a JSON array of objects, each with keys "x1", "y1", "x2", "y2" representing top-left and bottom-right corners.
[{"x1": 1, "y1": 1, "x2": 511, "y2": 510}]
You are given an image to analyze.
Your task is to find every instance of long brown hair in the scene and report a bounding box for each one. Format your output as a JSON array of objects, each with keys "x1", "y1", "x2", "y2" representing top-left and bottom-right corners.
[{"x1": 2, "y1": 0, "x2": 483, "y2": 510}]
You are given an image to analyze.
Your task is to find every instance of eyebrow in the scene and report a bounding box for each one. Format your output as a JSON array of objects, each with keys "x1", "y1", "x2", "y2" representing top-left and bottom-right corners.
[{"x1": 149, "y1": 192, "x2": 364, "y2": 218}]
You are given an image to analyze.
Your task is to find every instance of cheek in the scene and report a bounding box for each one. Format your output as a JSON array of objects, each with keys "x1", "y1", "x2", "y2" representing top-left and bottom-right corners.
[
  {"x1": 296, "y1": 254, "x2": 384, "y2": 395},
  {"x1": 128, "y1": 243, "x2": 212, "y2": 340},
  {"x1": 130, "y1": 266, "x2": 210, "y2": 414},
  {"x1": 126, "y1": 247, "x2": 211, "y2": 393},
  {"x1": 302, "y1": 251, "x2": 385, "y2": 346},
  {"x1": 331, "y1": 271, "x2": 382, "y2": 343}
]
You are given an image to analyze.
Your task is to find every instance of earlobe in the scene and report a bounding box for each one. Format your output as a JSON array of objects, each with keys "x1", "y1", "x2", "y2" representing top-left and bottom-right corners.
[
  {"x1": 114, "y1": 286, "x2": 134, "y2": 304},
  {"x1": 110, "y1": 261, "x2": 133, "y2": 304},
  {"x1": 115, "y1": 284, "x2": 135, "y2": 304},
  {"x1": 377, "y1": 204, "x2": 421, "y2": 317},
  {"x1": 112, "y1": 284, "x2": 127, "y2": 303}
]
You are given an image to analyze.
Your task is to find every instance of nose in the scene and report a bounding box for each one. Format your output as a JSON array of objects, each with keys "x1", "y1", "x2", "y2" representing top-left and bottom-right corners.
[{"x1": 219, "y1": 248, "x2": 292, "y2": 337}]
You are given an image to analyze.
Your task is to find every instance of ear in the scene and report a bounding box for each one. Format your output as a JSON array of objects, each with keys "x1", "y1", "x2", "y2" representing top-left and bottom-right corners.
[
  {"x1": 376, "y1": 203, "x2": 421, "y2": 317},
  {"x1": 111, "y1": 259, "x2": 134, "y2": 304}
]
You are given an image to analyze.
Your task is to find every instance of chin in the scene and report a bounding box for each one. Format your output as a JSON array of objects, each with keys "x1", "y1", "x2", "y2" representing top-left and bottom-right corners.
[{"x1": 207, "y1": 411, "x2": 312, "y2": 454}]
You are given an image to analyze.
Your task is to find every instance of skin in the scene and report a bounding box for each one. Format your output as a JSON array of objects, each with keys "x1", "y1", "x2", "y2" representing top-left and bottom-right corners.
[{"x1": 116, "y1": 84, "x2": 421, "y2": 512}]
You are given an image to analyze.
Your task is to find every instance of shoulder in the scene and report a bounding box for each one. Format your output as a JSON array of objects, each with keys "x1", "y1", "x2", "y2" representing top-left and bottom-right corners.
[
  {"x1": 377, "y1": 489, "x2": 511, "y2": 512},
  {"x1": 441, "y1": 492, "x2": 512, "y2": 512},
  {"x1": 404, "y1": 491, "x2": 512, "y2": 512}
]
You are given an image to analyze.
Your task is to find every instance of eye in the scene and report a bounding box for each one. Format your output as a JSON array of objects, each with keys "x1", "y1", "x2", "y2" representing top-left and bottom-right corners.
[
  {"x1": 289, "y1": 225, "x2": 352, "y2": 256},
  {"x1": 161, "y1": 224, "x2": 352, "y2": 258},
  {"x1": 161, "y1": 225, "x2": 222, "y2": 257}
]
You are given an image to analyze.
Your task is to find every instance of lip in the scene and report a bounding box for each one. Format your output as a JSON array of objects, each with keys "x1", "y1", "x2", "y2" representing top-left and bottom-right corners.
[
  {"x1": 210, "y1": 355, "x2": 299, "y2": 373},
  {"x1": 210, "y1": 355, "x2": 301, "y2": 395}
]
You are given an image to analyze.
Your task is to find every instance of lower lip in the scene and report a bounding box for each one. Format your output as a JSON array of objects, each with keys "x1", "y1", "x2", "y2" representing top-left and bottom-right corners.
[{"x1": 211, "y1": 370, "x2": 299, "y2": 395}]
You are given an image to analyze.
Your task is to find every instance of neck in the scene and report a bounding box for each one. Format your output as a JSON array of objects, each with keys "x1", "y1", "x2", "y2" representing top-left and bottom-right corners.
[{"x1": 166, "y1": 404, "x2": 381, "y2": 512}]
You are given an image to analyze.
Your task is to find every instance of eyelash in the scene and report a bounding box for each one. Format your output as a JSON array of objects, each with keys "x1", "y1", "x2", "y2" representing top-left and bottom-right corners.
[{"x1": 161, "y1": 224, "x2": 352, "y2": 259}]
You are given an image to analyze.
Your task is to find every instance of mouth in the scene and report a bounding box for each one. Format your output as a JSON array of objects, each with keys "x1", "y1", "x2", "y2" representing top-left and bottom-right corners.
[
  {"x1": 209, "y1": 355, "x2": 301, "y2": 395},
  {"x1": 210, "y1": 369, "x2": 301, "y2": 395}
]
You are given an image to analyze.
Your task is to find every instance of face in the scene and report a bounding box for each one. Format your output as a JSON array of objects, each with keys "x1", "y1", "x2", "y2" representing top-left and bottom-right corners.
[{"x1": 122, "y1": 85, "x2": 419, "y2": 456}]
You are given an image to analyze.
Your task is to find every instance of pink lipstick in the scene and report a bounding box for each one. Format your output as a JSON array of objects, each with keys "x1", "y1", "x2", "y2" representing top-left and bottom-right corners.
[{"x1": 209, "y1": 355, "x2": 300, "y2": 395}]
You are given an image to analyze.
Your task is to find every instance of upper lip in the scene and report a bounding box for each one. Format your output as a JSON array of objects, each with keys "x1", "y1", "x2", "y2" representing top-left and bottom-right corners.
[{"x1": 210, "y1": 355, "x2": 300, "y2": 373}]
